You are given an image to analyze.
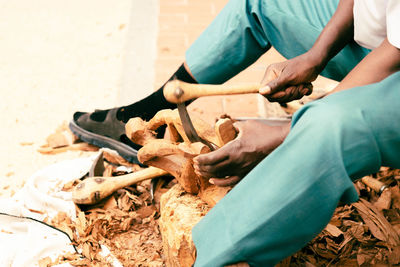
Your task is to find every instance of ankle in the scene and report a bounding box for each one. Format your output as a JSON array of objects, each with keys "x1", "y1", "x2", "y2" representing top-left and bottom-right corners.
[
  {"x1": 183, "y1": 61, "x2": 197, "y2": 82},
  {"x1": 117, "y1": 63, "x2": 198, "y2": 122}
]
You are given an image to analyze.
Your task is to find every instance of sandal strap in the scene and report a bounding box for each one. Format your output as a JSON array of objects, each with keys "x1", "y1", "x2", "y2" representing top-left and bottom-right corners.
[{"x1": 75, "y1": 108, "x2": 126, "y2": 141}]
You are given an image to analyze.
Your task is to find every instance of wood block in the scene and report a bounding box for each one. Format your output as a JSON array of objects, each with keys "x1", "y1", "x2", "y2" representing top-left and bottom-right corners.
[
  {"x1": 159, "y1": 184, "x2": 239, "y2": 266},
  {"x1": 198, "y1": 185, "x2": 232, "y2": 208},
  {"x1": 215, "y1": 118, "x2": 237, "y2": 147},
  {"x1": 159, "y1": 184, "x2": 209, "y2": 267}
]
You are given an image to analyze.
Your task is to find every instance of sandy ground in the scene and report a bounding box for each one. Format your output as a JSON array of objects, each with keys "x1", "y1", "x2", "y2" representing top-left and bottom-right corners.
[{"x1": 0, "y1": 0, "x2": 158, "y2": 197}]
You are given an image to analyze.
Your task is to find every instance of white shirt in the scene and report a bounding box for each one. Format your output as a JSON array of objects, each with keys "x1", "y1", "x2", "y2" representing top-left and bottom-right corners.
[{"x1": 353, "y1": 0, "x2": 400, "y2": 49}]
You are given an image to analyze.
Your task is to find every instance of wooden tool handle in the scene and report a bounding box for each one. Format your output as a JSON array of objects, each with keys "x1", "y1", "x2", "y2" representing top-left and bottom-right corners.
[
  {"x1": 72, "y1": 166, "x2": 169, "y2": 205},
  {"x1": 361, "y1": 176, "x2": 387, "y2": 193},
  {"x1": 163, "y1": 80, "x2": 261, "y2": 104}
]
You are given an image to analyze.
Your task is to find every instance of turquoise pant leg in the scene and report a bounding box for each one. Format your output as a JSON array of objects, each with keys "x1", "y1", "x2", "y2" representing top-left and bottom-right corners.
[
  {"x1": 193, "y1": 73, "x2": 400, "y2": 266},
  {"x1": 186, "y1": 0, "x2": 370, "y2": 84}
]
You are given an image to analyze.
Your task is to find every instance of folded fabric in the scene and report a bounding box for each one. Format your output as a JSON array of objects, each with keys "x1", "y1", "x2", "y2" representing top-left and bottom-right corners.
[{"x1": 0, "y1": 153, "x2": 122, "y2": 266}]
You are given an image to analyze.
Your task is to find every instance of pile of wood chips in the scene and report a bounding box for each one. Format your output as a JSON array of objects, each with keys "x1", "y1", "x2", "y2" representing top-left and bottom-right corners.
[
  {"x1": 41, "y1": 160, "x2": 168, "y2": 267},
  {"x1": 38, "y1": 122, "x2": 400, "y2": 266}
]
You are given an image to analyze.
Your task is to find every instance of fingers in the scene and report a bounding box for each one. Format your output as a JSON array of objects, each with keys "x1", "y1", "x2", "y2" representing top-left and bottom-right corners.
[
  {"x1": 304, "y1": 83, "x2": 313, "y2": 95},
  {"x1": 193, "y1": 147, "x2": 231, "y2": 178},
  {"x1": 194, "y1": 137, "x2": 245, "y2": 178},
  {"x1": 260, "y1": 64, "x2": 280, "y2": 94},
  {"x1": 209, "y1": 176, "x2": 242, "y2": 186},
  {"x1": 260, "y1": 75, "x2": 289, "y2": 95},
  {"x1": 193, "y1": 153, "x2": 232, "y2": 178},
  {"x1": 265, "y1": 83, "x2": 313, "y2": 103},
  {"x1": 193, "y1": 123, "x2": 245, "y2": 168},
  {"x1": 269, "y1": 86, "x2": 303, "y2": 103},
  {"x1": 194, "y1": 148, "x2": 229, "y2": 166},
  {"x1": 260, "y1": 63, "x2": 314, "y2": 103},
  {"x1": 260, "y1": 63, "x2": 286, "y2": 95}
]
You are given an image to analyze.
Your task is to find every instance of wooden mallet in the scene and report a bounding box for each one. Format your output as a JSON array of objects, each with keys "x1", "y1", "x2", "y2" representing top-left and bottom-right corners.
[
  {"x1": 163, "y1": 80, "x2": 261, "y2": 104},
  {"x1": 72, "y1": 166, "x2": 168, "y2": 205}
]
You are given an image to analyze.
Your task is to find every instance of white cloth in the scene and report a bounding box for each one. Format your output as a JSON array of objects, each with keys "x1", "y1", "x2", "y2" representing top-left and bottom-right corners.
[
  {"x1": 353, "y1": 0, "x2": 400, "y2": 49},
  {"x1": 0, "y1": 153, "x2": 122, "y2": 267},
  {"x1": 0, "y1": 214, "x2": 75, "y2": 267}
]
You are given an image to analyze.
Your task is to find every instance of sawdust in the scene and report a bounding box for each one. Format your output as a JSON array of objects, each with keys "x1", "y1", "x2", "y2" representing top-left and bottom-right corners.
[
  {"x1": 41, "y1": 158, "x2": 167, "y2": 267},
  {"x1": 47, "y1": 183, "x2": 165, "y2": 266}
]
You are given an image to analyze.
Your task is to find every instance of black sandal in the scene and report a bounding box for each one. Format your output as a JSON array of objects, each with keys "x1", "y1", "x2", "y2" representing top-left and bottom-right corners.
[{"x1": 69, "y1": 108, "x2": 141, "y2": 164}]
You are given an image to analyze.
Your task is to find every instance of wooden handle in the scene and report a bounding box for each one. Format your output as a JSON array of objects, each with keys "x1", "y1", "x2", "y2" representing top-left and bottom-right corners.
[
  {"x1": 72, "y1": 166, "x2": 169, "y2": 205},
  {"x1": 361, "y1": 176, "x2": 387, "y2": 193},
  {"x1": 163, "y1": 80, "x2": 261, "y2": 104}
]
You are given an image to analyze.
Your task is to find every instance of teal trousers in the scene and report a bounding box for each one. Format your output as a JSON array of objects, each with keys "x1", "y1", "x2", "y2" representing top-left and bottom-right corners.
[
  {"x1": 185, "y1": 0, "x2": 400, "y2": 266},
  {"x1": 186, "y1": 0, "x2": 369, "y2": 84}
]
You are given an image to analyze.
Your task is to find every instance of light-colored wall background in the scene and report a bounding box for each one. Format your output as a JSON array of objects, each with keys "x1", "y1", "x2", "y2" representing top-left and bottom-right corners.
[
  {"x1": 119, "y1": 0, "x2": 158, "y2": 105},
  {"x1": 0, "y1": 0, "x2": 158, "y2": 195}
]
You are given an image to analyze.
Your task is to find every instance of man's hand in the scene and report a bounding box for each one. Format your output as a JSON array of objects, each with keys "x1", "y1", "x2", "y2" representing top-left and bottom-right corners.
[
  {"x1": 259, "y1": 53, "x2": 322, "y2": 103},
  {"x1": 193, "y1": 120, "x2": 290, "y2": 186},
  {"x1": 259, "y1": 0, "x2": 356, "y2": 103}
]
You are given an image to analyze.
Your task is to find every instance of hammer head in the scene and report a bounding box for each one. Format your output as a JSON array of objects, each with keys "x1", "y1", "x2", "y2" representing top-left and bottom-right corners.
[{"x1": 164, "y1": 80, "x2": 186, "y2": 103}]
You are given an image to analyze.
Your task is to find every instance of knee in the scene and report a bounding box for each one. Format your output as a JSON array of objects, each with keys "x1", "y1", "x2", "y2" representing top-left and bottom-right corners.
[
  {"x1": 221, "y1": 0, "x2": 261, "y2": 24},
  {"x1": 293, "y1": 99, "x2": 357, "y2": 134},
  {"x1": 227, "y1": 0, "x2": 264, "y2": 16},
  {"x1": 291, "y1": 99, "x2": 381, "y2": 180},
  {"x1": 246, "y1": 0, "x2": 266, "y2": 17},
  {"x1": 246, "y1": 0, "x2": 262, "y2": 6}
]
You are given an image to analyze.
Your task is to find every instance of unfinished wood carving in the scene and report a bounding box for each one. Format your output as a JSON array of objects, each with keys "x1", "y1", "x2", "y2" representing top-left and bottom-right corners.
[
  {"x1": 125, "y1": 117, "x2": 156, "y2": 146},
  {"x1": 128, "y1": 109, "x2": 237, "y2": 207},
  {"x1": 137, "y1": 138, "x2": 231, "y2": 206},
  {"x1": 126, "y1": 109, "x2": 222, "y2": 146},
  {"x1": 138, "y1": 139, "x2": 206, "y2": 194}
]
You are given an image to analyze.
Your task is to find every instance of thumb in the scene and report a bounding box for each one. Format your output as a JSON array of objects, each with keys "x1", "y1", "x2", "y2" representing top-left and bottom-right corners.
[
  {"x1": 260, "y1": 76, "x2": 289, "y2": 95},
  {"x1": 209, "y1": 175, "x2": 242, "y2": 186},
  {"x1": 232, "y1": 121, "x2": 246, "y2": 138},
  {"x1": 193, "y1": 148, "x2": 229, "y2": 166}
]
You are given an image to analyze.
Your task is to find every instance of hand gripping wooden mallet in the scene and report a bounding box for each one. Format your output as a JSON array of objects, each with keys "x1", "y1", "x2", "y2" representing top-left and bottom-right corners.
[
  {"x1": 163, "y1": 80, "x2": 261, "y2": 103},
  {"x1": 72, "y1": 166, "x2": 168, "y2": 205},
  {"x1": 165, "y1": 81, "x2": 389, "y2": 193}
]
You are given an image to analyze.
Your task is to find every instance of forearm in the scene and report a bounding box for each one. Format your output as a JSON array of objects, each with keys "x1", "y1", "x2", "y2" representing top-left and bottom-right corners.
[
  {"x1": 330, "y1": 38, "x2": 400, "y2": 93},
  {"x1": 260, "y1": 0, "x2": 355, "y2": 102},
  {"x1": 306, "y1": 0, "x2": 355, "y2": 70}
]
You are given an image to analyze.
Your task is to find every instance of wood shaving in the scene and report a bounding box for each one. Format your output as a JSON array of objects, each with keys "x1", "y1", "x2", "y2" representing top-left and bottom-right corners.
[
  {"x1": 45, "y1": 122, "x2": 78, "y2": 148},
  {"x1": 47, "y1": 179, "x2": 165, "y2": 266},
  {"x1": 102, "y1": 148, "x2": 142, "y2": 170},
  {"x1": 38, "y1": 122, "x2": 99, "y2": 154}
]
